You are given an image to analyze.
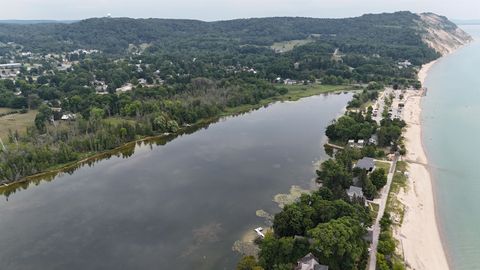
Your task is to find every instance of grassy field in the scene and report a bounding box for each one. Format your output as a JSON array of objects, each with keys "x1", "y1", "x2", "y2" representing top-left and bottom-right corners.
[
  {"x1": 375, "y1": 160, "x2": 392, "y2": 172},
  {"x1": 0, "y1": 108, "x2": 14, "y2": 114},
  {"x1": 0, "y1": 109, "x2": 37, "y2": 140},
  {"x1": 223, "y1": 84, "x2": 351, "y2": 115},
  {"x1": 270, "y1": 39, "x2": 313, "y2": 52},
  {"x1": 386, "y1": 160, "x2": 408, "y2": 224},
  {"x1": 369, "y1": 202, "x2": 380, "y2": 220}
]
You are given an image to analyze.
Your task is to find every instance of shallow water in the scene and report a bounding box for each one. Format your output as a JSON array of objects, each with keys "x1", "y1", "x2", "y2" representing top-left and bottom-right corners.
[
  {"x1": 423, "y1": 25, "x2": 480, "y2": 270},
  {"x1": 0, "y1": 93, "x2": 351, "y2": 269}
]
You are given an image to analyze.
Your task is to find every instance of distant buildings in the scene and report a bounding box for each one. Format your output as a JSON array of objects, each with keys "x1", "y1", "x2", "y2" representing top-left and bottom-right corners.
[
  {"x1": 0, "y1": 63, "x2": 21, "y2": 69},
  {"x1": 284, "y1": 79, "x2": 297, "y2": 85},
  {"x1": 0, "y1": 63, "x2": 21, "y2": 79},
  {"x1": 398, "y1": 60, "x2": 412, "y2": 69},
  {"x1": 116, "y1": 83, "x2": 133, "y2": 93}
]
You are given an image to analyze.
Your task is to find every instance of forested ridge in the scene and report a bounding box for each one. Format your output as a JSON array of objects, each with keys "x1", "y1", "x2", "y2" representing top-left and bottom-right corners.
[{"x1": 1, "y1": 11, "x2": 437, "y2": 60}]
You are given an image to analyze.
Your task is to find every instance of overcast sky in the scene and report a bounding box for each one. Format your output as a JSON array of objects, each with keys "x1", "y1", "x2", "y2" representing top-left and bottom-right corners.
[{"x1": 2, "y1": 0, "x2": 479, "y2": 21}]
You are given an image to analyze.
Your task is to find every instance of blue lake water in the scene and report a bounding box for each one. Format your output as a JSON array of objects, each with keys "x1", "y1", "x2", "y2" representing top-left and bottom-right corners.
[
  {"x1": 423, "y1": 25, "x2": 480, "y2": 270},
  {"x1": 0, "y1": 93, "x2": 351, "y2": 270}
]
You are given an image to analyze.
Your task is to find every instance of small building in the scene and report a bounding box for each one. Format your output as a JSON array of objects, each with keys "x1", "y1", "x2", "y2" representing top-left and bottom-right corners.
[
  {"x1": 295, "y1": 253, "x2": 328, "y2": 270},
  {"x1": 398, "y1": 60, "x2": 412, "y2": 69},
  {"x1": 0, "y1": 63, "x2": 21, "y2": 69},
  {"x1": 348, "y1": 139, "x2": 355, "y2": 147},
  {"x1": 116, "y1": 83, "x2": 133, "y2": 93},
  {"x1": 284, "y1": 79, "x2": 297, "y2": 85},
  {"x1": 61, "y1": 113, "x2": 76, "y2": 121},
  {"x1": 347, "y1": 186, "x2": 364, "y2": 200},
  {"x1": 138, "y1": 78, "x2": 147, "y2": 85},
  {"x1": 369, "y1": 134, "x2": 378, "y2": 145},
  {"x1": 357, "y1": 139, "x2": 365, "y2": 148},
  {"x1": 355, "y1": 157, "x2": 375, "y2": 172}
]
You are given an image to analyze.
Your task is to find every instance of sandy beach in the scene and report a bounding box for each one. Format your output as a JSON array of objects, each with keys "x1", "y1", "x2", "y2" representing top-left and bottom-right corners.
[{"x1": 394, "y1": 61, "x2": 450, "y2": 270}]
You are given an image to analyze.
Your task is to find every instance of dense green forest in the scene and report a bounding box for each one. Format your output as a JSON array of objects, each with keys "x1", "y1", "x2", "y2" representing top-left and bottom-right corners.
[{"x1": 0, "y1": 11, "x2": 438, "y2": 63}]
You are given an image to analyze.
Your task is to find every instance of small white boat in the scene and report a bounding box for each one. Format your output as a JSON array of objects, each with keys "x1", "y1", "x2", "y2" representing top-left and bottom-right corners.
[{"x1": 254, "y1": 227, "x2": 265, "y2": 238}]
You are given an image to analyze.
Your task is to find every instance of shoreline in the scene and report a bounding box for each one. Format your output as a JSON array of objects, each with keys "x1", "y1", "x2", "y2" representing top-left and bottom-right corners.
[
  {"x1": 394, "y1": 59, "x2": 449, "y2": 269},
  {"x1": 0, "y1": 88, "x2": 352, "y2": 195}
]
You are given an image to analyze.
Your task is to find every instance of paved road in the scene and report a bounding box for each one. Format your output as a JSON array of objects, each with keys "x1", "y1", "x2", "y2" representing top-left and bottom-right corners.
[
  {"x1": 372, "y1": 89, "x2": 391, "y2": 124},
  {"x1": 367, "y1": 155, "x2": 398, "y2": 270}
]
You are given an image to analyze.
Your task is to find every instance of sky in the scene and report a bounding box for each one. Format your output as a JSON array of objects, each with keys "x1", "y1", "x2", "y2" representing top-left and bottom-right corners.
[{"x1": 1, "y1": 0, "x2": 479, "y2": 21}]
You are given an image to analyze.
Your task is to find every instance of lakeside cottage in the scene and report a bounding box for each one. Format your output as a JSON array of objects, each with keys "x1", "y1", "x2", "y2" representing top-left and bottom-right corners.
[
  {"x1": 355, "y1": 157, "x2": 375, "y2": 172},
  {"x1": 295, "y1": 253, "x2": 329, "y2": 270},
  {"x1": 347, "y1": 186, "x2": 365, "y2": 200}
]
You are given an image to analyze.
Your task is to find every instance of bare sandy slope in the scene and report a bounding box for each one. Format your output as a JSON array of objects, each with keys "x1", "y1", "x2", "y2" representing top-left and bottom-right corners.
[{"x1": 394, "y1": 61, "x2": 449, "y2": 270}]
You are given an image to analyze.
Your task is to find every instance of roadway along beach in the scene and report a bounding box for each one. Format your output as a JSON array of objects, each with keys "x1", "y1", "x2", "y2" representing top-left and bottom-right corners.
[{"x1": 394, "y1": 60, "x2": 449, "y2": 270}]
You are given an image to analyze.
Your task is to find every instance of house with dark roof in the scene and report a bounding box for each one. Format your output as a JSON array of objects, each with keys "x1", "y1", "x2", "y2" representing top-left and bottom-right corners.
[
  {"x1": 295, "y1": 253, "x2": 329, "y2": 270},
  {"x1": 347, "y1": 185, "x2": 364, "y2": 200},
  {"x1": 355, "y1": 157, "x2": 375, "y2": 172}
]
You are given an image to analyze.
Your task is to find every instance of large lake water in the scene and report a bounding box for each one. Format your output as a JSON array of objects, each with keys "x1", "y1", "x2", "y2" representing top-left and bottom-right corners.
[
  {"x1": 423, "y1": 25, "x2": 480, "y2": 270},
  {"x1": 0, "y1": 93, "x2": 351, "y2": 269}
]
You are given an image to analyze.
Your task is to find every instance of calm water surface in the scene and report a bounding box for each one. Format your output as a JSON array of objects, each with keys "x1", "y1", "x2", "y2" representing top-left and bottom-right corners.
[
  {"x1": 0, "y1": 93, "x2": 351, "y2": 270},
  {"x1": 423, "y1": 25, "x2": 480, "y2": 270}
]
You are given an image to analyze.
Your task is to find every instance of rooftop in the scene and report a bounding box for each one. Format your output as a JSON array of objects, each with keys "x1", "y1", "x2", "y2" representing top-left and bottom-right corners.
[
  {"x1": 347, "y1": 186, "x2": 364, "y2": 199},
  {"x1": 355, "y1": 157, "x2": 375, "y2": 171},
  {"x1": 295, "y1": 253, "x2": 329, "y2": 270}
]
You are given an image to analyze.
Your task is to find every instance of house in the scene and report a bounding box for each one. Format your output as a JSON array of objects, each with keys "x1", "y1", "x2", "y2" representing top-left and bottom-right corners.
[
  {"x1": 60, "y1": 113, "x2": 76, "y2": 121},
  {"x1": 347, "y1": 186, "x2": 364, "y2": 200},
  {"x1": 0, "y1": 63, "x2": 21, "y2": 69},
  {"x1": 295, "y1": 253, "x2": 328, "y2": 270},
  {"x1": 357, "y1": 139, "x2": 365, "y2": 147},
  {"x1": 138, "y1": 78, "x2": 147, "y2": 85},
  {"x1": 355, "y1": 157, "x2": 375, "y2": 172},
  {"x1": 369, "y1": 134, "x2": 378, "y2": 145},
  {"x1": 348, "y1": 139, "x2": 355, "y2": 147},
  {"x1": 116, "y1": 83, "x2": 133, "y2": 93},
  {"x1": 247, "y1": 68, "x2": 257, "y2": 74},
  {"x1": 284, "y1": 79, "x2": 297, "y2": 85},
  {"x1": 398, "y1": 60, "x2": 412, "y2": 69}
]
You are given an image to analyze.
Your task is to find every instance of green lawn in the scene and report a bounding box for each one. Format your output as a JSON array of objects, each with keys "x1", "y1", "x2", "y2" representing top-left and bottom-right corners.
[
  {"x1": 375, "y1": 161, "x2": 392, "y2": 172},
  {"x1": 0, "y1": 110, "x2": 37, "y2": 140},
  {"x1": 386, "y1": 160, "x2": 408, "y2": 224}
]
